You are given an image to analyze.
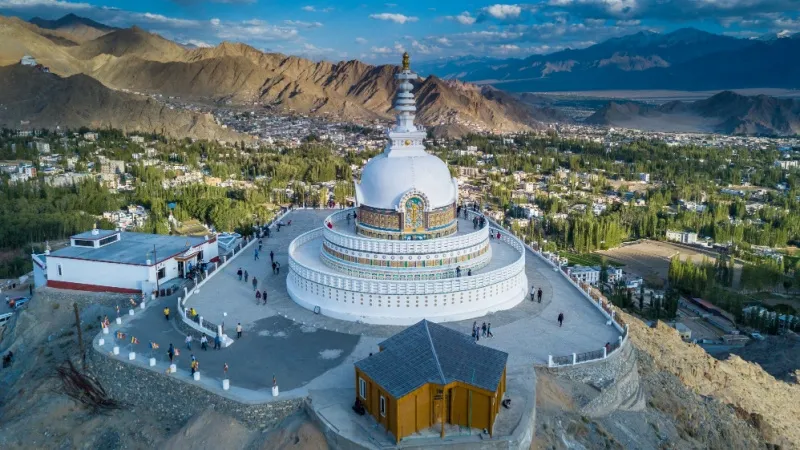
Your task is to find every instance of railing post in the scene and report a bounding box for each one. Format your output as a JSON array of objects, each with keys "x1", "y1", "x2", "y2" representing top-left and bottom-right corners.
[
  {"x1": 603, "y1": 347, "x2": 608, "y2": 358},
  {"x1": 548, "y1": 355, "x2": 553, "y2": 367},
  {"x1": 572, "y1": 353, "x2": 577, "y2": 365}
]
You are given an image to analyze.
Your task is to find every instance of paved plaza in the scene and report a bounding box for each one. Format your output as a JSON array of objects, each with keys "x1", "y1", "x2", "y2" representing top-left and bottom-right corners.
[{"x1": 93, "y1": 208, "x2": 620, "y2": 442}]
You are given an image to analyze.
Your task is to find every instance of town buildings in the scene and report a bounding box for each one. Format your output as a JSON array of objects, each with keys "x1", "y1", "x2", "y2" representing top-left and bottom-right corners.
[{"x1": 666, "y1": 230, "x2": 698, "y2": 245}]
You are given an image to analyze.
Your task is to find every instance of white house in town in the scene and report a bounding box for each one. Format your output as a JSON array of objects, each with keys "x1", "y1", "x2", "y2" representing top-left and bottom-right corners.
[
  {"x1": 32, "y1": 227, "x2": 219, "y2": 294},
  {"x1": 567, "y1": 265, "x2": 601, "y2": 285},
  {"x1": 666, "y1": 230, "x2": 698, "y2": 244}
]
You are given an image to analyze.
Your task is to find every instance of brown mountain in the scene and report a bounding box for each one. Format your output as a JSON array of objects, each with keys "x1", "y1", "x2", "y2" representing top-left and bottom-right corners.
[
  {"x1": 0, "y1": 64, "x2": 245, "y2": 142},
  {"x1": 29, "y1": 13, "x2": 117, "y2": 43},
  {"x1": 586, "y1": 91, "x2": 800, "y2": 136},
  {"x1": 0, "y1": 16, "x2": 543, "y2": 136}
]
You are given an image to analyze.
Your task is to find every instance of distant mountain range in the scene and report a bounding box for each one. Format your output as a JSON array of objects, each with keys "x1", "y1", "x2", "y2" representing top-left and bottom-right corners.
[
  {"x1": 415, "y1": 28, "x2": 800, "y2": 92},
  {"x1": 0, "y1": 64, "x2": 244, "y2": 141},
  {"x1": 585, "y1": 91, "x2": 800, "y2": 136},
  {"x1": 0, "y1": 14, "x2": 558, "y2": 138}
]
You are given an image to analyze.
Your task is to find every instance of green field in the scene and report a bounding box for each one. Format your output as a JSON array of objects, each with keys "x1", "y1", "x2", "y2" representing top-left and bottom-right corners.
[{"x1": 559, "y1": 251, "x2": 623, "y2": 268}]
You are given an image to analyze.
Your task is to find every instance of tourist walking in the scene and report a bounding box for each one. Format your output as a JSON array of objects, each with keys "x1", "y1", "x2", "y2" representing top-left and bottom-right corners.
[
  {"x1": 487, "y1": 323, "x2": 493, "y2": 338},
  {"x1": 244, "y1": 270, "x2": 249, "y2": 282},
  {"x1": 167, "y1": 343, "x2": 175, "y2": 363},
  {"x1": 236, "y1": 323, "x2": 243, "y2": 339},
  {"x1": 237, "y1": 268, "x2": 242, "y2": 281},
  {"x1": 252, "y1": 277, "x2": 258, "y2": 291},
  {"x1": 214, "y1": 333, "x2": 221, "y2": 350},
  {"x1": 272, "y1": 262, "x2": 277, "y2": 274},
  {"x1": 254, "y1": 248, "x2": 259, "y2": 260},
  {"x1": 467, "y1": 269, "x2": 472, "y2": 276},
  {"x1": 262, "y1": 290, "x2": 268, "y2": 305},
  {"x1": 530, "y1": 286, "x2": 536, "y2": 301},
  {"x1": 496, "y1": 232, "x2": 501, "y2": 240},
  {"x1": 456, "y1": 266, "x2": 461, "y2": 277},
  {"x1": 558, "y1": 312, "x2": 564, "y2": 327},
  {"x1": 258, "y1": 239, "x2": 263, "y2": 251},
  {"x1": 537, "y1": 288, "x2": 543, "y2": 303},
  {"x1": 163, "y1": 306, "x2": 170, "y2": 321},
  {"x1": 200, "y1": 335, "x2": 208, "y2": 351},
  {"x1": 481, "y1": 322, "x2": 487, "y2": 337},
  {"x1": 275, "y1": 262, "x2": 281, "y2": 275},
  {"x1": 185, "y1": 334, "x2": 192, "y2": 350},
  {"x1": 256, "y1": 290, "x2": 262, "y2": 303},
  {"x1": 190, "y1": 358, "x2": 199, "y2": 377},
  {"x1": 270, "y1": 250, "x2": 274, "y2": 263}
]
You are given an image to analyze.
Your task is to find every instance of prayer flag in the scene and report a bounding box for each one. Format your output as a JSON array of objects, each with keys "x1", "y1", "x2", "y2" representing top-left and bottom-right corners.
[
  {"x1": 174, "y1": 348, "x2": 180, "y2": 356},
  {"x1": 130, "y1": 336, "x2": 139, "y2": 345},
  {"x1": 150, "y1": 342, "x2": 159, "y2": 350},
  {"x1": 116, "y1": 331, "x2": 126, "y2": 340}
]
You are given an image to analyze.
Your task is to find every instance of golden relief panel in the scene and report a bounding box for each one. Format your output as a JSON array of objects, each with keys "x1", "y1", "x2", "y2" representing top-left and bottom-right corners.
[
  {"x1": 359, "y1": 208, "x2": 400, "y2": 231},
  {"x1": 427, "y1": 207, "x2": 455, "y2": 229}
]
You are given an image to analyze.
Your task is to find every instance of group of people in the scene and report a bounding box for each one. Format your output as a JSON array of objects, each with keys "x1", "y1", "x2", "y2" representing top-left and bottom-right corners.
[
  {"x1": 472, "y1": 321, "x2": 493, "y2": 341},
  {"x1": 530, "y1": 285, "x2": 543, "y2": 303},
  {"x1": 455, "y1": 266, "x2": 472, "y2": 277}
]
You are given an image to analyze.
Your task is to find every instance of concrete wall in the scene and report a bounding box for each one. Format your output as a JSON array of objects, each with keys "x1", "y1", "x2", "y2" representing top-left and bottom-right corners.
[
  {"x1": 47, "y1": 257, "x2": 152, "y2": 292},
  {"x1": 89, "y1": 349, "x2": 303, "y2": 429}
]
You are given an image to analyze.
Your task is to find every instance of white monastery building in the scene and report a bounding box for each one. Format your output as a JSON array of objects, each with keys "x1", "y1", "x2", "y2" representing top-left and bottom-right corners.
[
  {"x1": 286, "y1": 54, "x2": 528, "y2": 324},
  {"x1": 32, "y1": 227, "x2": 218, "y2": 294}
]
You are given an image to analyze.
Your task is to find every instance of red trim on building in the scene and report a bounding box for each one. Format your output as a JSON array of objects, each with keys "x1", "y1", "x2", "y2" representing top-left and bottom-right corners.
[
  {"x1": 47, "y1": 280, "x2": 140, "y2": 294},
  {"x1": 210, "y1": 256, "x2": 220, "y2": 263}
]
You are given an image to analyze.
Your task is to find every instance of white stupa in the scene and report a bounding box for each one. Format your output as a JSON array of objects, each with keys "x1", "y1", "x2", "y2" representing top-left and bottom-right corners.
[{"x1": 287, "y1": 53, "x2": 528, "y2": 324}]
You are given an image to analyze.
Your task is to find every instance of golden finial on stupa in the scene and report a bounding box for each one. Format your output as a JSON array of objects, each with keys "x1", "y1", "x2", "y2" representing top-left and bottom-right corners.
[{"x1": 402, "y1": 52, "x2": 410, "y2": 71}]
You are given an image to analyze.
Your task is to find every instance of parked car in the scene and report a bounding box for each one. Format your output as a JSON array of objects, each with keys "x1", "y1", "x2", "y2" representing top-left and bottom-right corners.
[{"x1": 10, "y1": 297, "x2": 29, "y2": 310}]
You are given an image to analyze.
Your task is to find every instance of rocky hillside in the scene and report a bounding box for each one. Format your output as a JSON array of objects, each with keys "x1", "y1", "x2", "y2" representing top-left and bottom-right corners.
[
  {"x1": 0, "y1": 65, "x2": 245, "y2": 142},
  {"x1": 586, "y1": 91, "x2": 800, "y2": 136},
  {"x1": 0, "y1": 15, "x2": 546, "y2": 136},
  {"x1": 625, "y1": 312, "x2": 800, "y2": 448}
]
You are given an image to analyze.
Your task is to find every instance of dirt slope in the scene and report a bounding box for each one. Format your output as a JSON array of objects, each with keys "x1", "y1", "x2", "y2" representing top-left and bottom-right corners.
[{"x1": 624, "y1": 312, "x2": 800, "y2": 448}]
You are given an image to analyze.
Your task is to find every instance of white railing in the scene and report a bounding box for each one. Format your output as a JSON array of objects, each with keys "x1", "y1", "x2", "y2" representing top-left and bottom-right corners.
[
  {"x1": 322, "y1": 209, "x2": 489, "y2": 255},
  {"x1": 288, "y1": 217, "x2": 526, "y2": 296}
]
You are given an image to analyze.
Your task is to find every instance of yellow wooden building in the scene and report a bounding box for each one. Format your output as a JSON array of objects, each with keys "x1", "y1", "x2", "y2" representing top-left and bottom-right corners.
[{"x1": 354, "y1": 320, "x2": 508, "y2": 443}]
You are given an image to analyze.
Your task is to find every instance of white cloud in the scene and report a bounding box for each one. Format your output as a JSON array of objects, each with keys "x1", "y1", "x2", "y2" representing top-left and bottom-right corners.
[
  {"x1": 185, "y1": 39, "x2": 212, "y2": 48},
  {"x1": 369, "y1": 13, "x2": 418, "y2": 24},
  {"x1": 210, "y1": 18, "x2": 221, "y2": 26},
  {"x1": 355, "y1": 37, "x2": 368, "y2": 44},
  {"x1": 0, "y1": 0, "x2": 91, "y2": 9},
  {"x1": 215, "y1": 21, "x2": 300, "y2": 42},
  {"x1": 371, "y1": 46, "x2": 393, "y2": 54},
  {"x1": 435, "y1": 37, "x2": 452, "y2": 46},
  {"x1": 301, "y1": 5, "x2": 333, "y2": 12},
  {"x1": 136, "y1": 12, "x2": 200, "y2": 28},
  {"x1": 283, "y1": 20, "x2": 323, "y2": 28},
  {"x1": 483, "y1": 4, "x2": 522, "y2": 20},
  {"x1": 446, "y1": 11, "x2": 476, "y2": 25}
]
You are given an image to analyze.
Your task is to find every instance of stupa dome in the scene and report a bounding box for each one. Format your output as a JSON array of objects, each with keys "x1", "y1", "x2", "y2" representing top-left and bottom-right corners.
[{"x1": 356, "y1": 152, "x2": 456, "y2": 210}]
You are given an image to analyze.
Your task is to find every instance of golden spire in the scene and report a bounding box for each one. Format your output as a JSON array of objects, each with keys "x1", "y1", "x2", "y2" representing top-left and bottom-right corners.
[{"x1": 402, "y1": 52, "x2": 410, "y2": 71}]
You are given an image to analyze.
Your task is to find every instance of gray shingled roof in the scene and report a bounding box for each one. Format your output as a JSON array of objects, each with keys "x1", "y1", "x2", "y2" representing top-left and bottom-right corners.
[{"x1": 355, "y1": 320, "x2": 508, "y2": 398}]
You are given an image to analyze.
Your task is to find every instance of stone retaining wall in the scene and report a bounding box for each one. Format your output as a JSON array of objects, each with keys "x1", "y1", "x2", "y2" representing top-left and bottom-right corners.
[{"x1": 89, "y1": 350, "x2": 303, "y2": 429}]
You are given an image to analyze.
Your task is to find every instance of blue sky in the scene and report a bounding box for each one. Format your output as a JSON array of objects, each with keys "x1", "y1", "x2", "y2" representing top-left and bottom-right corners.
[{"x1": 2, "y1": 0, "x2": 799, "y2": 62}]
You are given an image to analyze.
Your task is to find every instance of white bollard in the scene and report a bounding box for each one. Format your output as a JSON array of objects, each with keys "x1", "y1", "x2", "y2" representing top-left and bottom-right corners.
[
  {"x1": 98, "y1": 338, "x2": 105, "y2": 346},
  {"x1": 272, "y1": 385, "x2": 279, "y2": 397},
  {"x1": 129, "y1": 309, "x2": 134, "y2": 316},
  {"x1": 169, "y1": 364, "x2": 177, "y2": 373},
  {"x1": 102, "y1": 326, "x2": 109, "y2": 335},
  {"x1": 140, "y1": 301, "x2": 146, "y2": 310},
  {"x1": 151, "y1": 293, "x2": 156, "y2": 301},
  {"x1": 129, "y1": 352, "x2": 136, "y2": 360},
  {"x1": 113, "y1": 346, "x2": 120, "y2": 355},
  {"x1": 149, "y1": 357, "x2": 156, "y2": 367},
  {"x1": 222, "y1": 379, "x2": 230, "y2": 390},
  {"x1": 115, "y1": 317, "x2": 122, "y2": 325},
  {"x1": 193, "y1": 372, "x2": 201, "y2": 381}
]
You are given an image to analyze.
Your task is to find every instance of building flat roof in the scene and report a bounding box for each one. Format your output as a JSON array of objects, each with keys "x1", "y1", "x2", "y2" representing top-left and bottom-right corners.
[
  {"x1": 71, "y1": 229, "x2": 119, "y2": 240},
  {"x1": 50, "y1": 231, "x2": 209, "y2": 266}
]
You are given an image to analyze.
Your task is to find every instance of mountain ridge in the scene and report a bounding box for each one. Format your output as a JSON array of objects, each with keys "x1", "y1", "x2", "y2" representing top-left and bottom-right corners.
[{"x1": 585, "y1": 91, "x2": 800, "y2": 136}]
